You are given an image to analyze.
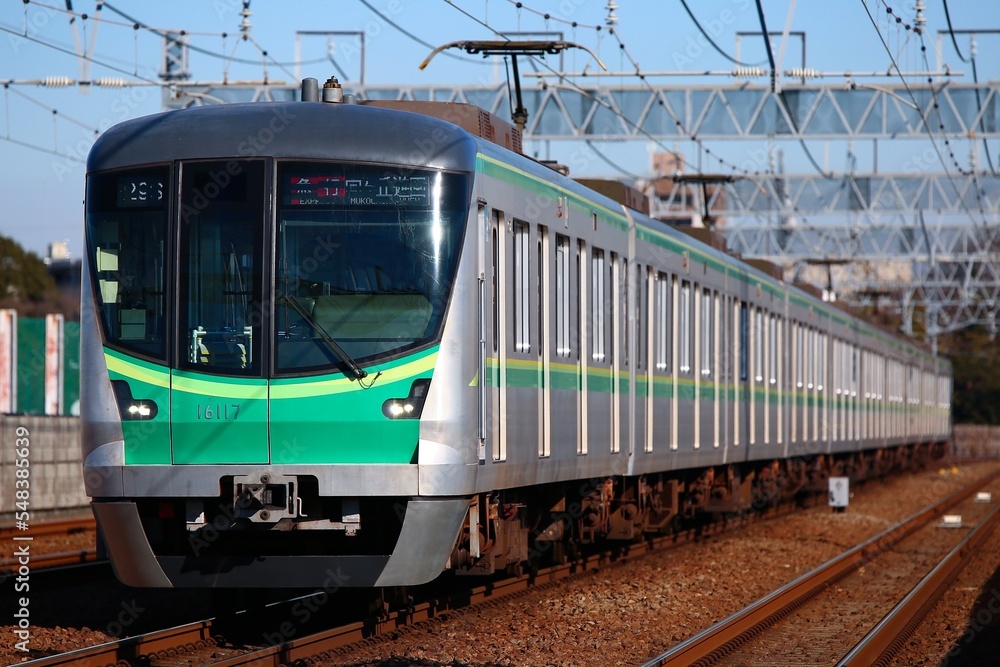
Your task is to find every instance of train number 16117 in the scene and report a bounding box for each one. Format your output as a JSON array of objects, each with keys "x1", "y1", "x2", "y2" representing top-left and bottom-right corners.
[{"x1": 196, "y1": 403, "x2": 241, "y2": 420}]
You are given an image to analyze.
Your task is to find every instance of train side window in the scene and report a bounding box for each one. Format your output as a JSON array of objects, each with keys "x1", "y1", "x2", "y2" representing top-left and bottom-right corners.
[
  {"x1": 537, "y1": 226, "x2": 547, "y2": 357},
  {"x1": 818, "y1": 333, "x2": 826, "y2": 391},
  {"x1": 592, "y1": 248, "x2": 606, "y2": 363},
  {"x1": 701, "y1": 288, "x2": 713, "y2": 377},
  {"x1": 555, "y1": 234, "x2": 570, "y2": 357},
  {"x1": 637, "y1": 264, "x2": 647, "y2": 370},
  {"x1": 679, "y1": 280, "x2": 692, "y2": 374},
  {"x1": 768, "y1": 314, "x2": 777, "y2": 385},
  {"x1": 620, "y1": 256, "x2": 628, "y2": 367},
  {"x1": 655, "y1": 272, "x2": 671, "y2": 372},
  {"x1": 738, "y1": 302, "x2": 748, "y2": 381},
  {"x1": 754, "y1": 307, "x2": 764, "y2": 383},
  {"x1": 577, "y1": 240, "x2": 584, "y2": 363},
  {"x1": 807, "y1": 328, "x2": 815, "y2": 390},
  {"x1": 795, "y1": 323, "x2": 804, "y2": 389},
  {"x1": 513, "y1": 220, "x2": 530, "y2": 354},
  {"x1": 491, "y1": 216, "x2": 500, "y2": 353}
]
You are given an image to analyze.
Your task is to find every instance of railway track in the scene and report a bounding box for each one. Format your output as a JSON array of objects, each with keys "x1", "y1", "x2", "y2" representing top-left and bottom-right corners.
[
  {"x1": 642, "y1": 468, "x2": 1000, "y2": 667},
  {"x1": 20, "y1": 469, "x2": 997, "y2": 667},
  {"x1": 0, "y1": 516, "x2": 98, "y2": 573},
  {"x1": 17, "y1": 495, "x2": 807, "y2": 667},
  {"x1": 0, "y1": 515, "x2": 95, "y2": 540}
]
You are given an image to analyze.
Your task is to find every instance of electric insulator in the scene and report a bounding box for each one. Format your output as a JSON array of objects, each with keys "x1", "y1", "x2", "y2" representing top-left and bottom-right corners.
[
  {"x1": 785, "y1": 68, "x2": 821, "y2": 79},
  {"x1": 93, "y1": 77, "x2": 128, "y2": 88},
  {"x1": 731, "y1": 67, "x2": 767, "y2": 79},
  {"x1": 41, "y1": 76, "x2": 74, "y2": 88}
]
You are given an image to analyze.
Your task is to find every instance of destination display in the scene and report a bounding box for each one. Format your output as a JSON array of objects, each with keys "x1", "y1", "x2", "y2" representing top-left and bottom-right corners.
[
  {"x1": 117, "y1": 174, "x2": 165, "y2": 208},
  {"x1": 284, "y1": 173, "x2": 430, "y2": 207}
]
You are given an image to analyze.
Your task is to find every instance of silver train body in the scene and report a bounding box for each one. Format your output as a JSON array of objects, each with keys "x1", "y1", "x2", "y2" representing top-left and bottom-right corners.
[{"x1": 81, "y1": 98, "x2": 952, "y2": 588}]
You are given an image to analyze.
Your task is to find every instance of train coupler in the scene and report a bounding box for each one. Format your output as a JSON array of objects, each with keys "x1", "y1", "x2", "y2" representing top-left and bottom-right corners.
[{"x1": 233, "y1": 472, "x2": 301, "y2": 523}]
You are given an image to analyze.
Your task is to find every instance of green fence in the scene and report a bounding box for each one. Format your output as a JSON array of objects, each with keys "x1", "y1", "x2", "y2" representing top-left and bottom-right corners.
[{"x1": 9, "y1": 316, "x2": 79, "y2": 416}]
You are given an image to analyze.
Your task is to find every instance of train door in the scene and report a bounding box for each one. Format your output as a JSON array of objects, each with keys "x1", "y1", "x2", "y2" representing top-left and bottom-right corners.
[{"x1": 171, "y1": 160, "x2": 269, "y2": 464}]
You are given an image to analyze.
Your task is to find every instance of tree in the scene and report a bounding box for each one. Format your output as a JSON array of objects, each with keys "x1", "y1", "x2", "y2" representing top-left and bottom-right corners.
[
  {"x1": 941, "y1": 326, "x2": 1000, "y2": 425},
  {"x1": 0, "y1": 234, "x2": 59, "y2": 315}
]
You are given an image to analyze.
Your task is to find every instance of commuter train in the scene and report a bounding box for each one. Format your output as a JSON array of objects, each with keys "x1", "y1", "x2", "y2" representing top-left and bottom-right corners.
[{"x1": 81, "y1": 79, "x2": 952, "y2": 588}]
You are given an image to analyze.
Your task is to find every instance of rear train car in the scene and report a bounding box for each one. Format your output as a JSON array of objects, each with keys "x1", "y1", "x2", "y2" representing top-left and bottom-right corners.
[{"x1": 81, "y1": 89, "x2": 951, "y2": 588}]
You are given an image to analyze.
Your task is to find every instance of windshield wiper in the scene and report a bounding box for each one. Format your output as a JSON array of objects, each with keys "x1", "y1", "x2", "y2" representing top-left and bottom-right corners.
[{"x1": 278, "y1": 295, "x2": 368, "y2": 381}]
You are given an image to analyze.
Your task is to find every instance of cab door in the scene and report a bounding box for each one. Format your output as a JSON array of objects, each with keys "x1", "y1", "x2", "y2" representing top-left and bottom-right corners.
[{"x1": 171, "y1": 160, "x2": 269, "y2": 465}]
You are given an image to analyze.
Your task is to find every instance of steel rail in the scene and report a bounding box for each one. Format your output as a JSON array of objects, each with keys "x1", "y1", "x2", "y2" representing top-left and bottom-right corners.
[
  {"x1": 206, "y1": 550, "x2": 628, "y2": 667},
  {"x1": 838, "y1": 500, "x2": 1000, "y2": 666},
  {"x1": 7, "y1": 481, "x2": 858, "y2": 667},
  {"x1": 18, "y1": 621, "x2": 218, "y2": 667},
  {"x1": 204, "y1": 493, "x2": 809, "y2": 665},
  {"x1": 0, "y1": 548, "x2": 98, "y2": 573},
  {"x1": 0, "y1": 516, "x2": 95, "y2": 540},
  {"x1": 640, "y1": 468, "x2": 1000, "y2": 667}
]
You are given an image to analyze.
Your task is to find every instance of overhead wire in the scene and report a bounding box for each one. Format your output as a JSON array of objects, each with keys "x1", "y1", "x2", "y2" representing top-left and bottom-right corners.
[
  {"x1": 603, "y1": 23, "x2": 759, "y2": 177},
  {"x1": 860, "y1": 0, "x2": 985, "y2": 228},
  {"x1": 356, "y1": 0, "x2": 487, "y2": 64},
  {"x1": 1, "y1": 83, "x2": 99, "y2": 161},
  {"x1": 585, "y1": 140, "x2": 643, "y2": 180},
  {"x1": 679, "y1": 0, "x2": 763, "y2": 68},
  {"x1": 0, "y1": 22, "x2": 163, "y2": 85},
  {"x1": 503, "y1": 0, "x2": 600, "y2": 30},
  {"x1": 442, "y1": 0, "x2": 719, "y2": 178},
  {"x1": 915, "y1": 34, "x2": 993, "y2": 235},
  {"x1": 939, "y1": 0, "x2": 996, "y2": 175},
  {"x1": 92, "y1": 1, "x2": 329, "y2": 68},
  {"x1": 940, "y1": 0, "x2": 967, "y2": 62}
]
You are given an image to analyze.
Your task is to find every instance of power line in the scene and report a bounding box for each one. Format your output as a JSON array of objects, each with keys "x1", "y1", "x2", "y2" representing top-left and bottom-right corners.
[
  {"x1": 678, "y1": 0, "x2": 761, "y2": 68},
  {"x1": 95, "y1": 1, "x2": 327, "y2": 68},
  {"x1": 356, "y1": 0, "x2": 486, "y2": 65},
  {"x1": 860, "y1": 0, "x2": 986, "y2": 230},
  {"x1": 442, "y1": 0, "x2": 718, "y2": 179},
  {"x1": 940, "y1": 0, "x2": 968, "y2": 62},
  {"x1": 0, "y1": 22, "x2": 163, "y2": 85},
  {"x1": 585, "y1": 140, "x2": 642, "y2": 179},
  {"x1": 504, "y1": 0, "x2": 601, "y2": 30},
  {"x1": 604, "y1": 26, "x2": 759, "y2": 177}
]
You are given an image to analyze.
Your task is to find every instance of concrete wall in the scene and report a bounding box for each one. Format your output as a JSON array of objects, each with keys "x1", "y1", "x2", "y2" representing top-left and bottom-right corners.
[
  {"x1": 953, "y1": 424, "x2": 1000, "y2": 460},
  {"x1": 0, "y1": 415, "x2": 87, "y2": 519}
]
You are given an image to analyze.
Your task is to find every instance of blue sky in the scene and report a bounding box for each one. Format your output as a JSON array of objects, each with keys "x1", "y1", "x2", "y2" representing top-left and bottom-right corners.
[{"x1": 1, "y1": 0, "x2": 997, "y2": 257}]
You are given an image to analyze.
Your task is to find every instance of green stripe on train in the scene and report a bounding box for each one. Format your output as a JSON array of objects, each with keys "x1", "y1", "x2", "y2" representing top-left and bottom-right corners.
[{"x1": 105, "y1": 346, "x2": 439, "y2": 465}]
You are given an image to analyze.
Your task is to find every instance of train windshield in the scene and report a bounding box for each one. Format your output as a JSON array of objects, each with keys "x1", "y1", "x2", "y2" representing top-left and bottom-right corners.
[
  {"x1": 86, "y1": 167, "x2": 170, "y2": 361},
  {"x1": 274, "y1": 163, "x2": 469, "y2": 373}
]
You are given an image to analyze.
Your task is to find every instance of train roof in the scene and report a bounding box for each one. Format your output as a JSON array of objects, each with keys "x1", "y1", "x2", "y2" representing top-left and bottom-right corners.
[{"x1": 87, "y1": 101, "x2": 479, "y2": 173}]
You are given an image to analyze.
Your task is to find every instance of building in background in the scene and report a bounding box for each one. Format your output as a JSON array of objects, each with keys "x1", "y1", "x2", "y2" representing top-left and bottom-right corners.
[{"x1": 44, "y1": 240, "x2": 82, "y2": 296}]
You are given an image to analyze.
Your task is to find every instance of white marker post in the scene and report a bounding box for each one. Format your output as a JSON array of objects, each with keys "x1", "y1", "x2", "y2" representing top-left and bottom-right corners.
[{"x1": 829, "y1": 477, "x2": 849, "y2": 513}]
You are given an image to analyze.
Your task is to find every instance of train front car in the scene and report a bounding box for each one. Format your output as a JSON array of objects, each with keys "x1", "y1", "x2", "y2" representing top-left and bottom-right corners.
[{"x1": 81, "y1": 101, "x2": 480, "y2": 587}]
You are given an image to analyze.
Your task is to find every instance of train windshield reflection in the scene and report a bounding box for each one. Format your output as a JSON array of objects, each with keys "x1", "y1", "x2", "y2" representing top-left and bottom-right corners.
[{"x1": 275, "y1": 163, "x2": 469, "y2": 373}]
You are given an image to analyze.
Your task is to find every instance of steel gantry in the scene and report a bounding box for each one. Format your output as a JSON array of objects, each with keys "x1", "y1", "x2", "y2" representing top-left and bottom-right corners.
[
  {"x1": 162, "y1": 80, "x2": 1000, "y2": 141},
  {"x1": 160, "y1": 79, "x2": 1000, "y2": 340}
]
